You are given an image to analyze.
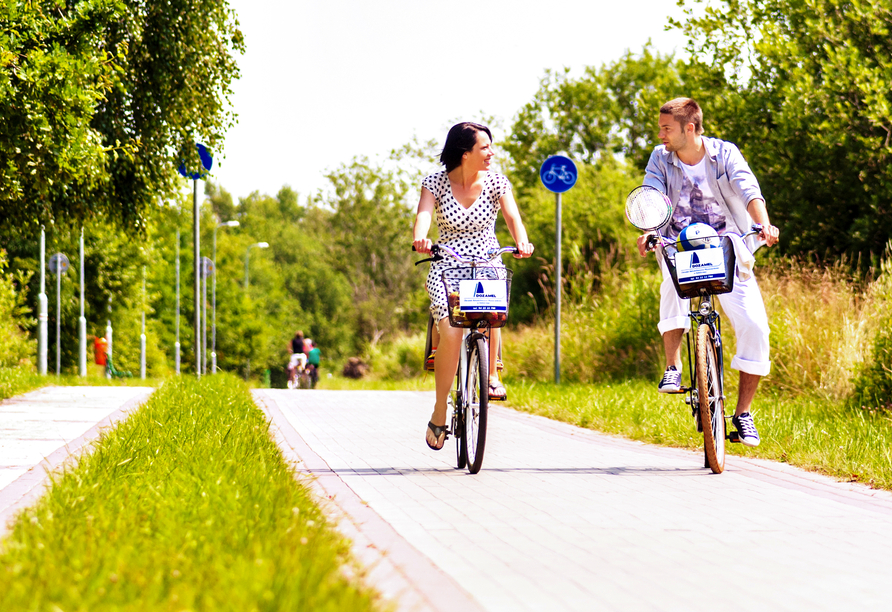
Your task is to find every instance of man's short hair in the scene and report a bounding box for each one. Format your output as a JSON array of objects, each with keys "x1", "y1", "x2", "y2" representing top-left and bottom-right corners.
[{"x1": 660, "y1": 98, "x2": 704, "y2": 135}]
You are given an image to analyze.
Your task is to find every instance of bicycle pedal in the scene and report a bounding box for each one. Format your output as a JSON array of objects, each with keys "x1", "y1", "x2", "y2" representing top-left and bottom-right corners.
[{"x1": 728, "y1": 431, "x2": 741, "y2": 443}]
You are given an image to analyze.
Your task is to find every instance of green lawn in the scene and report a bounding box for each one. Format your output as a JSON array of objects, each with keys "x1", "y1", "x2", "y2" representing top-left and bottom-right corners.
[{"x1": 0, "y1": 374, "x2": 383, "y2": 611}]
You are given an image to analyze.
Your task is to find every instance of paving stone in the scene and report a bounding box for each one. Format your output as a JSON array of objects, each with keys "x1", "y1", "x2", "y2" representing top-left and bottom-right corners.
[
  {"x1": 0, "y1": 386, "x2": 153, "y2": 534},
  {"x1": 255, "y1": 389, "x2": 892, "y2": 612}
]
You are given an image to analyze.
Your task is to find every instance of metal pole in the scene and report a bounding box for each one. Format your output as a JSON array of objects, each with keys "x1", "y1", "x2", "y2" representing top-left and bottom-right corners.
[
  {"x1": 56, "y1": 262, "x2": 61, "y2": 377},
  {"x1": 212, "y1": 228, "x2": 217, "y2": 374},
  {"x1": 78, "y1": 228, "x2": 86, "y2": 377},
  {"x1": 202, "y1": 263, "x2": 207, "y2": 375},
  {"x1": 193, "y1": 178, "x2": 201, "y2": 378},
  {"x1": 175, "y1": 228, "x2": 181, "y2": 374},
  {"x1": 140, "y1": 266, "x2": 146, "y2": 379},
  {"x1": 244, "y1": 247, "x2": 250, "y2": 289},
  {"x1": 38, "y1": 228, "x2": 47, "y2": 375},
  {"x1": 106, "y1": 297, "x2": 113, "y2": 367},
  {"x1": 555, "y1": 191, "x2": 561, "y2": 385}
]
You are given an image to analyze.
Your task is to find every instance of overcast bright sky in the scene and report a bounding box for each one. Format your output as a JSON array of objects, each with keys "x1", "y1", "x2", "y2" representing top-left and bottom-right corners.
[{"x1": 210, "y1": 0, "x2": 687, "y2": 202}]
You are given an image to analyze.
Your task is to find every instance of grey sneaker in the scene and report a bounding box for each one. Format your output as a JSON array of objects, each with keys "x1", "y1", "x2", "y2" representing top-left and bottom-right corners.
[
  {"x1": 658, "y1": 366, "x2": 682, "y2": 393},
  {"x1": 732, "y1": 412, "x2": 761, "y2": 447}
]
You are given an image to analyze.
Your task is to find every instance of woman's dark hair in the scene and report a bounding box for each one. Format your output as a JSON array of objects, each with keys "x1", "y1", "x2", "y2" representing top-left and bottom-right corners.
[{"x1": 439, "y1": 122, "x2": 492, "y2": 172}]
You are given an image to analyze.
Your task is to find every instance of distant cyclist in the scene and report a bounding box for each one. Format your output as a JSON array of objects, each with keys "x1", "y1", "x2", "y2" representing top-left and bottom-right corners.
[
  {"x1": 287, "y1": 331, "x2": 307, "y2": 388},
  {"x1": 639, "y1": 97, "x2": 780, "y2": 447},
  {"x1": 306, "y1": 338, "x2": 321, "y2": 388}
]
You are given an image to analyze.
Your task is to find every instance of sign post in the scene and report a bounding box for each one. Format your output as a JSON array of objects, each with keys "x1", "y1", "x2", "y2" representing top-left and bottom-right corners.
[
  {"x1": 178, "y1": 143, "x2": 213, "y2": 377},
  {"x1": 49, "y1": 253, "x2": 70, "y2": 376},
  {"x1": 38, "y1": 228, "x2": 48, "y2": 375},
  {"x1": 78, "y1": 228, "x2": 87, "y2": 377},
  {"x1": 539, "y1": 155, "x2": 578, "y2": 385},
  {"x1": 201, "y1": 256, "x2": 214, "y2": 375}
]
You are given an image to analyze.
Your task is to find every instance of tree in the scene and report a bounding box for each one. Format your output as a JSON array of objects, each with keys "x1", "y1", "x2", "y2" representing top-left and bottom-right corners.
[
  {"x1": 504, "y1": 45, "x2": 688, "y2": 194},
  {"x1": 674, "y1": 0, "x2": 892, "y2": 260},
  {"x1": 0, "y1": 0, "x2": 244, "y2": 237},
  {"x1": 0, "y1": 0, "x2": 121, "y2": 231},
  {"x1": 317, "y1": 157, "x2": 428, "y2": 345}
]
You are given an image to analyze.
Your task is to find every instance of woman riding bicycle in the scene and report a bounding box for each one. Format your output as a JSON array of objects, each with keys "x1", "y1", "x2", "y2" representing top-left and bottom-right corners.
[{"x1": 413, "y1": 121, "x2": 534, "y2": 450}]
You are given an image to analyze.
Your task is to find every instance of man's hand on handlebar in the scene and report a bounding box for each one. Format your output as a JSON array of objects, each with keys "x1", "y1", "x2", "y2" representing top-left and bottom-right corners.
[
  {"x1": 637, "y1": 233, "x2": 657, "y2": 257},
  {"x1": 514, "y1": 241, "x2": 535, "y2": 258},
  {"x1": 413, "y1": 238, "x2": 432, "y2": 255},
  {"x1": 758, "y1": 224, "x2": 780, "y2": 247}
]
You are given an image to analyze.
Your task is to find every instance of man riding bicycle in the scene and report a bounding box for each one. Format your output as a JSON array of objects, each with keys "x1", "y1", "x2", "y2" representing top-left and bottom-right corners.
[{"x1": 639, "y1": 98, "x2": 780, "y2": 447}]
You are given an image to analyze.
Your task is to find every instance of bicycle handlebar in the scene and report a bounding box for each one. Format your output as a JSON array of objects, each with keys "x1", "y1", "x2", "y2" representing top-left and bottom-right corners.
[
  {"x1": 645, "y1": 224, "x2": 764, "y2": 254},
  {"x1": 413, "y1": 243, "x2": 519, "y2": 265}
]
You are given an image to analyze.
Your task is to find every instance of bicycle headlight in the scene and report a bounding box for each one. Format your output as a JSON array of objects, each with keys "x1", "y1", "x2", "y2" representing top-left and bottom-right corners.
[{"x1": 699, "y1": 300, "x2": 712, "y2": 316}]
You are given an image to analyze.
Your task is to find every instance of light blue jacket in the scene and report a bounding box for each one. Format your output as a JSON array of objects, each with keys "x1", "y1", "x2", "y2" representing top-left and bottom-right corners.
[{"x1": 644, "y1": 136, "x2": 764, "y2": 250}]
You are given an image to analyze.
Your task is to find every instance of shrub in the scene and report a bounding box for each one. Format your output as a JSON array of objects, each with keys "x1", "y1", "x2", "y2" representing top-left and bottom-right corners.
[
  {"x1": 0, "y1": 251, "x2": 33, "y2": 368},
  {"x1": 851, "y1": 247, "x2": 892, "y2": 410}
]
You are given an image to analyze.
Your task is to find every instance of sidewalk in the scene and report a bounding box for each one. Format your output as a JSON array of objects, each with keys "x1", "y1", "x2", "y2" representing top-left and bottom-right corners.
[
  {"x1": 255, "y1": 389, "x2": 892, "y2": 612},
  {"x1": 0, "y1": 386, "x2": 153, "y2": 535}
]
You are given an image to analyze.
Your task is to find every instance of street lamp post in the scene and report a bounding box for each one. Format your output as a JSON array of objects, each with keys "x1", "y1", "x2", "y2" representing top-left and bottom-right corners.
[
  {"x1": 78, "y1": 228, "x2": 87, "y2": 377},
  {"x1": 244, "y1": 242, "x2": 269, "y2": 289},
  {"x1": 212, "y1": 220, "x2": 239, "y2": 374}
]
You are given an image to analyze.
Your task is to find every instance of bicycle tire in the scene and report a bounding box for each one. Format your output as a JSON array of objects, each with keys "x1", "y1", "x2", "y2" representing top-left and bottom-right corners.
[
  {"x1": 464, "y1": 337, "x2": 489, "y2": 474},
  {"x1": 696, "y1": 323, "x2": 726, "y2": 474},
  {"x1": 452, "y1": 391, "x2": 467, "y2": 469}
]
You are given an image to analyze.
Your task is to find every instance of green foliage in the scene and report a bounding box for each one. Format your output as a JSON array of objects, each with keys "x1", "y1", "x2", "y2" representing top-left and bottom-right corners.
[
  {"x1": 852, "y1": 247, "x2": 892, "y2": 409},
  {"x1": 0, "y1": 0, "x2": 243, "y2": 236},
  {"x1": 315, "y1": 157, "x2": 428, "y2": 345},
  {"x1": 0, "y1": 375, "x2": 381, "y2": 610},
  {"x1": 0, "y1": 251, "x2": 32, "y2": 367},
  {"x1": 674, "y1": 0, "x2": 892, "y2": 260},
  {"x1": 505, "y1": 254, "x2": 663, "y2": 383},
  {"x1": 504, "y1": 44, "x2": 687, "y2": 193},
  {"x1": 0, "y1": 0, "x2": 120, "y2": 229},
  {"x1": 0, "y1": 367, "x2": 44, "y2": 401},
  {"x1": 508, "y1": 379, "x2": 892, "y2": 490}
]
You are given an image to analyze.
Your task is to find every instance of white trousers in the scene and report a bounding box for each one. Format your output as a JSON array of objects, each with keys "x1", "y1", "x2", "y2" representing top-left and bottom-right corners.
[{"x1": 658, "y1": 258, "x2": 771, "y2": 376}]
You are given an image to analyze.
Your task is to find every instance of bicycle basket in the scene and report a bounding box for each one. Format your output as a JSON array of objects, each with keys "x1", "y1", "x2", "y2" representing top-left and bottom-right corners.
[
  {"x1": 441, "y1": 266, "x2": 513, "y2": 328},
  {"x1": 665, "y1": 235, "x2": 737, "y2": 299}
]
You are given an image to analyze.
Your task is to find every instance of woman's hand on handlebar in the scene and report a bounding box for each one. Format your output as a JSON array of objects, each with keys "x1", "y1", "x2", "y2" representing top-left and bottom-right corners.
[
  {"x1": 413, "y1": 238, "x2": 432, "y2": 255},
  {"x1": 514, "y1": 241, "x2": 534, "y2": 258},
  {"x1": 637, "y1": 233, "x2": 657, "y2": 257}
]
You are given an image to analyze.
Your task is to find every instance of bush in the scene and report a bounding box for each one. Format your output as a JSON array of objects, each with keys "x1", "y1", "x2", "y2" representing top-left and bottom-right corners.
[
  {"x1": 851, "y1": 247, "x2": 892, "y2": 410},
  {"x1": 0, "y1": 251, "x2": 33, "y2": 368}
]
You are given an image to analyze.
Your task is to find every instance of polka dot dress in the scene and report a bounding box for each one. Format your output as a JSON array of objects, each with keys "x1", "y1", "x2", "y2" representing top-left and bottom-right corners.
[{"x1": 422, "y1": 170, "x2": 511, "y2": 321}]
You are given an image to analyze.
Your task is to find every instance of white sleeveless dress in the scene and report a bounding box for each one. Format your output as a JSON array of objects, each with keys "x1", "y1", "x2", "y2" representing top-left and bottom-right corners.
[{"x1": 421, "y1": 170, "x2": 511, "y2": 321}]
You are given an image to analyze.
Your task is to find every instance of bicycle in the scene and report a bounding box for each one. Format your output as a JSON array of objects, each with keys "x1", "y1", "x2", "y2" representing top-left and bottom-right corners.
[
  {"x1": 415, "y1": 243, "x2": 517, "y2": 474},
  {"x1": 626, "y1": 185, "x2": 762, "y2": 474},
  {"x1": 542, "y1": 165, "x2": 576, "y2": 186}
]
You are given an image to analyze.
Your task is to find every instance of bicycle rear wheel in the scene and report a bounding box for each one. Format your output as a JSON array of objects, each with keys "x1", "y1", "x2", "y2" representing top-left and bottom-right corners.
[
  {"x1": 464, "y1": 337, "x2": 489, "y2": 474},
  {"x1": 696, "y1": 323, "x2": 726, "y2": 474}
]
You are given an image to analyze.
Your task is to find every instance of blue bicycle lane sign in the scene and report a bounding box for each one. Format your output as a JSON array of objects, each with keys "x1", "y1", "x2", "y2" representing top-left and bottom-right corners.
[{"x1": 539, "y1": 155, "x2": 577, "y2": 193}]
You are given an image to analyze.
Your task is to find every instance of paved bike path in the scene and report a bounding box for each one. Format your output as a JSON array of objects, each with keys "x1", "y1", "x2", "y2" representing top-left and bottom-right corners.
[
  {"x1": 0, "y1": 386, "x2": 153, "y2": 535},
  {"x1": 255, "y1": 389, "x2": 892, "y2": 612}
]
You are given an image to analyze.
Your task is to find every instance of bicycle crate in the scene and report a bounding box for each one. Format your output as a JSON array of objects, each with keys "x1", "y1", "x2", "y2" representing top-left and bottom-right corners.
[
  {"x1": 665, "y1": 235, "x2": 737, "y2": 299},
  {"x1": 441, "y1": 266, "x2": 513, "y2": 328}
]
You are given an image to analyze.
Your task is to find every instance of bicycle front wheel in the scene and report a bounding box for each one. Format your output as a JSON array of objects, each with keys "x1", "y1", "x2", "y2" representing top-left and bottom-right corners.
[
  {"x1": 464, "y1": 337, "x2": 489, "y2": 474},
  {"x1": 697, "y1": 323, "x2": 726, "y2": 474}
]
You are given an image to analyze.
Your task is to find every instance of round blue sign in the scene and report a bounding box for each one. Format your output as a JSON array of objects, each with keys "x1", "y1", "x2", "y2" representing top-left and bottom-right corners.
[
  {"x1": 539, "y1": 155, "x2": 578, "y2": 193},
  {"x1": 177, "y1": 143, "x2": 213, "y2": 180}
]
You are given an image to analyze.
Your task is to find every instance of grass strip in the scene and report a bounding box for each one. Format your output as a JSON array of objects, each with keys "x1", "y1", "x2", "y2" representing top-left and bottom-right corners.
[
  {"x1": 0, "y1": 374, "x2": 382, "y2": 611},
  {"x1": 0, "y1": 366, "x2": 46, "y2": 401},
  {"x1": 505, "y1": 377, "x2": 892, "y2": 490}
]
